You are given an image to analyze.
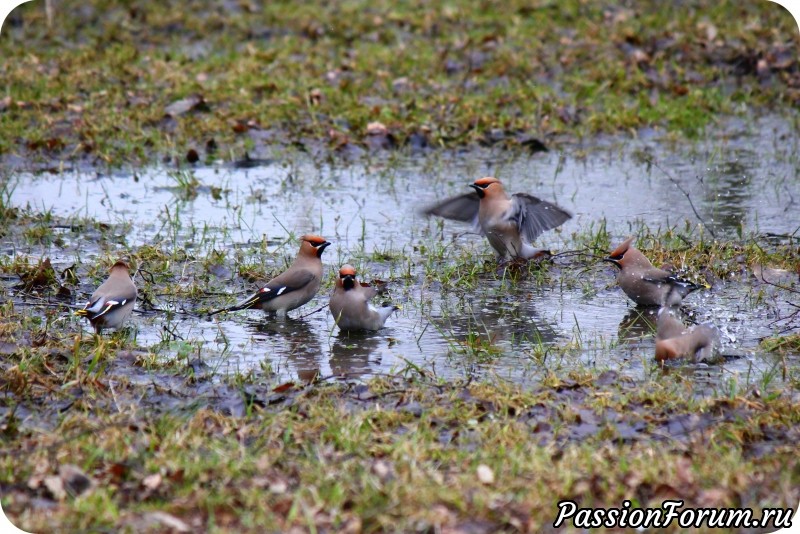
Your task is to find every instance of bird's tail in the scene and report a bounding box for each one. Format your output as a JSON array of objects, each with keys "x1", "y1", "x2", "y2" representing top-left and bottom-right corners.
[{"x1": 208, "y1": 294, "x2": 261, "y2": 316}]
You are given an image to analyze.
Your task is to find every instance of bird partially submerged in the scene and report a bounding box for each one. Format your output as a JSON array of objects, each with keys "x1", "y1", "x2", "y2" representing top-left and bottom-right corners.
[
  {"x1": 330, "y1": 264, "x2": 397, "y2": 331},
  {"x1": 604, "y1": 236, "x2": 705, "y2": 307},
  {"x1": 655, "y1": 307, "x2": 720, "y2": 362}
]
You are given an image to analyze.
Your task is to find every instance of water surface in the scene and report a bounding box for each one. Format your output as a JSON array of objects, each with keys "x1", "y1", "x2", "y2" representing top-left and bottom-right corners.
[{"x1": 6, "y1": 115, "x2": 799, "y2": 389}]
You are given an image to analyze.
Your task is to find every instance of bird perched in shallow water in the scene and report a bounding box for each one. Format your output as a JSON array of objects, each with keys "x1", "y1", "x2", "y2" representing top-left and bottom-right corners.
[
  {"x1": 423, "y1": 177, "x2": 572, "y2": 260},
  {"x1": 603, "y1": 237, "x2": 705, "y2": 307},
  {"x1": 329, "y1": 264, "x2": 396, "y2": 331},
  {"x1": 210, "y1": 234, "x2": 330, "y2": 317},
  {"x1": 655, "y1": 307, "x2": 720, "y2": 362},
  {"x1": 75, "y1": 260, "x2": 137, "y2": 334}
]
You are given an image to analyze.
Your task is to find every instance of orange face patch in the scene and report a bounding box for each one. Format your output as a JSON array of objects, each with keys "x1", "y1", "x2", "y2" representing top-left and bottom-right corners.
[
  {"x1": 608, "y1": 236, "x2": 635, "y2": 259},
  {"x1": 301, "y1": 234, "x2": 328, "y2": 246},
  {"x1": 473, "y1": 176, "x2": 500, "y2": 187}
]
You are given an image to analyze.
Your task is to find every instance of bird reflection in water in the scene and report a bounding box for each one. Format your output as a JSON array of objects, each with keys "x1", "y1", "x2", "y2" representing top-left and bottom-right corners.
[
  {"x1": 330, "y1": 332, "x2": 384, "y2": 379},
  {"x1": 245, "y1": 318, "x2": 322, "y2": 382},
  {"x1": 616, "y1": 308, "x2": 659, "y2": 344},
  {"x1": 437, "y1": 293, "x2": 560, "y2": 356}
]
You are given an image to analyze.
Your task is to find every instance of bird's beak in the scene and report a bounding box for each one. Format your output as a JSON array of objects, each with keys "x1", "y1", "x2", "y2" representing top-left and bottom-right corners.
[
  {"x1": 469, "y1": 184, "x2": 484, "y2": 198},
  {"x1": 602, "y1": 257, "x2": 621, "y2": 268},
  {"x1": 316, "y1": 241, "x2": 332, "y2": 257}
]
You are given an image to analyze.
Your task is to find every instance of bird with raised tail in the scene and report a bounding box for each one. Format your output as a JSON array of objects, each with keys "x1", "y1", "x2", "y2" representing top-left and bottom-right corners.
[
  {"x1": 603, "y1": 236, "x2": 705, "y2": 307},
  {"x1": 210, "y1": 234, "x2": 331, "y2": 317},
  {"x1": 329, "y1": 264, "x2": 397, "y2": 331},
  {"x1": 75, "y1": 260, "x2": 137, "y2": 334},
  {"x1": 655, "y1": 308, "x2": 720, "y2": 362},
  {"x1": 423, "y1": 177, "x2": 572, "y2": 260}
]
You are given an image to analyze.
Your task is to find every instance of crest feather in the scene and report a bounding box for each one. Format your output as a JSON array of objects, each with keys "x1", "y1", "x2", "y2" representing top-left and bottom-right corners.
[
  {"x1": 301, "y1": 234, "x2": 327, "y2": 245},
  {"x1": 473, "y1": 176, "x2": 500, "y2": 187},
  {"x1": 608, "y1": 236, "x2": 635, "y2": 258},
  {"x1": 339, "y1": 264, "x2": 357, "y2": 277}
]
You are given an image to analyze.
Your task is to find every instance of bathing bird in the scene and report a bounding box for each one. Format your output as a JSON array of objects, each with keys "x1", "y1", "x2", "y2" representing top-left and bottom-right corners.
[
  {"x1": 603, "y1": 236, "x2": 705, "y2": 307},
  {"x1": 423, "y1": 177, "x2": 572, "y2": 260},
  {"x1": 655, "y1": 307, "x2": 720, "y2": 362},
  {"x1": 210, "y1": 234, "x2": 330, "y2": 316},
  {"x1": 329, "y1": 264, "x2": 397, "y2": 331},
  {"x1": 75, "y1": 260, "x2": 137, "y2": 334}
]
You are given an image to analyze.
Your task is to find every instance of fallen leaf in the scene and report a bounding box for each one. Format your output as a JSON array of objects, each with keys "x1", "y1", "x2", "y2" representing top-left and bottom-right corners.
[
  {"x1": 106, "y1": 462, "x2": 129, "y2": 484},
  {"x1": 142, "y1": 473, "x2": 162, "y2": 491},
  {"x1": 44, "y1": 475, "x2": 66, "y2": 500},
  {"x1": 309, "y1": 88, "x2": 323, "y2": 106},
  {"x1": 16, "y1": 257, "x2": 58, "y2": 290},
  {"x1": 59, "y1": 464, "x2": 93, "y2": 497},
  {"x1": 297, "y1": 369, "x2": 320, "y2": 383},
  {"x1": 371, "y1": 460, "x2": 393, "y2": 481},
  {"x1": 272, "y1": 382, "x2": 296, "y2": 393},
  {"x1": 143, "y1": 512, "x2": 191, "y2": 533},
  {"x1": 476, "y1": 464, "x2": 494, "y2": 485},
  {"x1": 164, "y1": 94, "x2": 208, "y2": 117},
  {"x1": 269, "y1": 479, "x2": 288, "y2": 494}
]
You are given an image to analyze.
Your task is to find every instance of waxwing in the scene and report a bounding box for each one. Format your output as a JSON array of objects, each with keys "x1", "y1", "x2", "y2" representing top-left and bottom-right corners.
[
  {"x1": 655, "y1": 307, "x2": 720, "y2": 362},
  {"x1": 75, "y1": 260, "x2": 137, "y2": 334},
  {"x1": 423, "y1": 177, "x2": 571, "y2": 260},
  {"x1": 210, "y1": 235, "x2": 330, "y2": 316},
  {"x1": 329, "y1": 264, "x2": 396, "y2": 331},
  {"x1": 604, "y1": 237, "x2": 704, "y2": 307}
]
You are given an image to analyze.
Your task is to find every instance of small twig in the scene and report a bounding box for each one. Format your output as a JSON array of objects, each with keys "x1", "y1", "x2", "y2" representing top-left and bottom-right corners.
[
  {"x1": 756, "y1": 262, "x2": 800, "y2": 295},
  {"x1": 134, "y1": 268, "x2": 156, "y2": 285},
  {"x1": 550, "y1": 248, "x2": 596, "y2": 258},
  {"x1": 767, "y1": 306, "x2": 800, "y2": 329},
  {"x1": 161, "y1": 323, "x2": 184, "y2": 341},
  {"x1": 296, "y1": 304, "x2": 328, "y2": 319},
  {"x1": 132, "y1": 307, "x2": 199, "y2": 318}
]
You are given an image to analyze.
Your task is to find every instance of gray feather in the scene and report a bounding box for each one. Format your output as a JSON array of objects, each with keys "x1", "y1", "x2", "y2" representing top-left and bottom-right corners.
[
  {"x1": 422, "y1": 192, "x2": 481, "y2": 227},
  {"x1": 510, "y1": 193, "x2": 572, "y2": 242}
]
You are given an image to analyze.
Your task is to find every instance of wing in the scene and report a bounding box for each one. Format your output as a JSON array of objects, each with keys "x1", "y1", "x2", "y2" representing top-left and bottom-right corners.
[
  {"x1": 510, "y1": 193, "x2": 572, "y2": 243},
  {"x1": 642, "y1": 272, "x2": 703, "y2": 291},
  {"x1": 216, "y1": 270, "x2": 316, "y2": 313},
  {"x1": 75, "y1": 296, "x2": 132, "y2": 320},
  {"x1": 422, "y1": 192, "x2": 481, "y2": 229},
  {"x1": 358, "y1": 282, "x2": 379, "y2": 300}
]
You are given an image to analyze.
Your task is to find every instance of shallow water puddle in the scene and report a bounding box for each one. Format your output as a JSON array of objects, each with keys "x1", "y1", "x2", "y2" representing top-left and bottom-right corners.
[{"x1": 5, "y1": 116, "x2": 799, "y2": 388}]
